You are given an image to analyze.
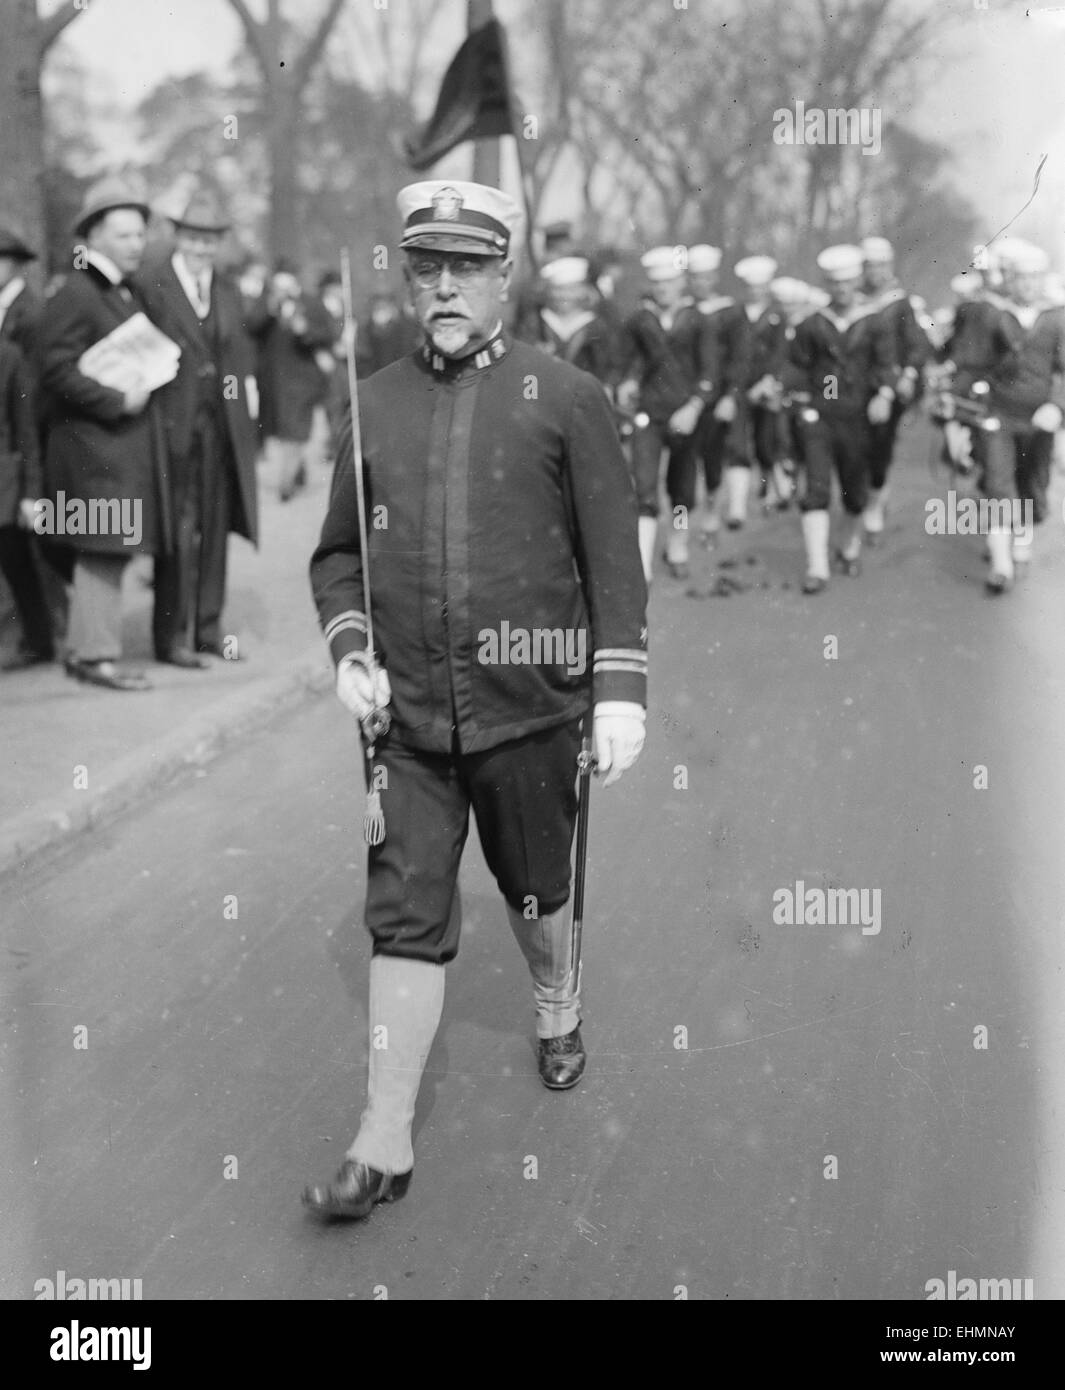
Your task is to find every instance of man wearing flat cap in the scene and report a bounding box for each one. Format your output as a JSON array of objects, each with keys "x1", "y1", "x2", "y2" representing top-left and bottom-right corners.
[
  {"x1": 138, "y1": 184, "x2": 260, "y2": 666},
  {"x1": 304, "y1": 180, "x2": 647, "y2": 1221},
  {"x1": 37, "y1": 174, "x2": 172, "y2": 690}
]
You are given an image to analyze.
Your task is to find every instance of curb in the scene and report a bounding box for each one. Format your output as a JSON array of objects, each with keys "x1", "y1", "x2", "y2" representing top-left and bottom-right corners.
[{"x1": 0, "y1": 650, "x2": 332, "y2": 881}]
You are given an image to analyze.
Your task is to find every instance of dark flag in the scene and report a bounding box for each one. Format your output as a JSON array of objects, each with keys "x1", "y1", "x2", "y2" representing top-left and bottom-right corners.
[{"x1": 404, "y1": 18, "x2": 514, "y2": 171}]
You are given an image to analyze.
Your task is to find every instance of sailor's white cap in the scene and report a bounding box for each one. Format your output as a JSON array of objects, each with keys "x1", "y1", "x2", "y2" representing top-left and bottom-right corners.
[
  {"x1": 541, "y1": 256, "x2": 590, "y2": 287},
  {"x1": 860, "y1": 236, "x2": 894, "y2": 264},
  {"x1": 735, "y1": 255, "x2": 778, "y2": 286},
  {"x1": 641, "y1": 245, "x2": 688, "y2": 281},
  {"x1": 687, "y1": 243, "x2": 722, "y2": 274},
  {"x1": 816, "y1": 244, "x2": 864, "y2": 281}
]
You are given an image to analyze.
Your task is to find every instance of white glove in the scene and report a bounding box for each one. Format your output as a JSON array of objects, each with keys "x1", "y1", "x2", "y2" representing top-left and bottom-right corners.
[
  {"x1": 593, "y1": 700, "x2": 646, "y2": 788},
  {"x1": 1032, "y1": 403, "x2": 1063, "y2": 433},
  {"x1": 336, "y1": 654, "x2": 391, "y2": 722},
  {"x1": 896, "y1": 368, "x2": 918, "y2": 405},
  {"x1": 18, "y1": 498, "x2": 38, "y2": 530},
  {"x1": 713, "y1": 393, "x2": 737, "y2": 422},
  {"x1": 867, "y1": 390, "x2": 893, "y2": 425},
  {"x1": 668, "y1": 398, "x2": 703, "y2": 436},
  {"x1": 615, "y1": 379, "x2": 640, "y2": 413}
]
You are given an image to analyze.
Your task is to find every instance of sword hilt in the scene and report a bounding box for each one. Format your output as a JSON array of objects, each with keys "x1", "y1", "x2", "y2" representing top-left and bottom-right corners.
[{"x1": 360, "y1": 707, "x2": 391, "y2": 742}]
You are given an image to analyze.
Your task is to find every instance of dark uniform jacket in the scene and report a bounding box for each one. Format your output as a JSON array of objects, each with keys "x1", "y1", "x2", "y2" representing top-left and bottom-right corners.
[
  {"x1": 535, "y1": 307, "x2": 620, "y2": 387},
  {"x1": 620, "y1": 301, "x2": 714, "y2": 423},
  {"x1": 247, "y1": 291, "x2": 335, "y2": 442},
  {"x1": 744, "y1": 306, "x2": 789, "y2": 388},
  {"x1": 865, "y1": 284, "x2": 930, "y2": 387},
  {"x1": 695, "y1": 295, "x2": 752, "y2": 402},
  {"x1": 311, "y1": 331, "x2": 648, "y2": 755},
  {"x1": 37, "y1": 263, "x2": 169, "y2": 557},
  {"x1": 788, "y1": 301, "x2": 897, "y2": 414},
  {"x1": 951, "y1": 295, "x2": 1065, "y2": 424},
  {"x1": 0, "y1": 340, "x2": 40, "y2": 527},
  {"x1": 137, "y1": 256, "x2": 260, "y2": 545}
]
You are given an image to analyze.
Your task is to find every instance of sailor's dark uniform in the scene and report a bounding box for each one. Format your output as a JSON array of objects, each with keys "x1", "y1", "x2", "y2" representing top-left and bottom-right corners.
[
  {"x1": 787, "y1": 301, "x2": 898, "y2": 514},
  {"x1": 952, "y1": 295, "x2": 1065, "y2": 521},
  {"x1": 865, "y1": 285, "x2": 931, "y2": 491},
  {"x1": 310, "y1": 330, "x2": 648, "y2": 964},
  {"x1": 620, "y1": 301, "x2": 714, "y2": 519},
  {"x1": 691, "y1": 294, "x2": 752, "y2": 493}
]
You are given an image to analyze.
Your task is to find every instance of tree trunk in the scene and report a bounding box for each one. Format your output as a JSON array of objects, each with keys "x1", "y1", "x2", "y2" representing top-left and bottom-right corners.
[{"x1": 0, "y1": 0, "x2": 49, "y2": 263}]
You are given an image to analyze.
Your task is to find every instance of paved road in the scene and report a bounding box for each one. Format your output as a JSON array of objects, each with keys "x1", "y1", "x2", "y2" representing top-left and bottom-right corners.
[{"x1": 3, "y1": 423, "x2": 1064, "y2": 1300}]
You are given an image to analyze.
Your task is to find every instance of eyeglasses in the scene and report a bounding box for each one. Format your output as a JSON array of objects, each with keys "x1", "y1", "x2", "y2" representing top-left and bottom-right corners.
[{"x1": 408, "y1": 256, "x2": 500, "y2": 289}]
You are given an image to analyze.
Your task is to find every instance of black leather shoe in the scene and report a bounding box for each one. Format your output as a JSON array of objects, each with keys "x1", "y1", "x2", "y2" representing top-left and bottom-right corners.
[
  {"x1": 156, "y1": 647, "x2": 209, "y2": 669},
  {"x1": 538, "y1": 1026, "x2": 586, "y2": 1090},
  {"x1": 302, "y1": 1159, "x2": 412, "y2": 1221},
  {"x1": 0, "y1": 648, "x2": 52, "y2": 672},
  {"x1": 66, "y1": 659, "x2": 151, "y2": 691}
]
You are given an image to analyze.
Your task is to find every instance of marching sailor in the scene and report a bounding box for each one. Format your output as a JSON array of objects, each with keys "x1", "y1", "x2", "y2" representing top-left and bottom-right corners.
[
  {"x1": 303, "y1": 181, "x2": 647, "y2": 1220},
  {"x1": 687, "y1": 245, "x2": 751, "y2": 539},
  {"x1": 947, "y1": 236, "x2": 1065, "y2": 592},
  {"x1": 787, "y1": 244, "x2": 898, "y2": 593},
  {"x1": 859, "y1": 236, "x2": 930, "y2": 543},
  {"x1": 616, "y1": 246, "x2": 715, "y2": 581},
  {"x1": 534, "y1": 255, "x2": 620, "y2": 388}
]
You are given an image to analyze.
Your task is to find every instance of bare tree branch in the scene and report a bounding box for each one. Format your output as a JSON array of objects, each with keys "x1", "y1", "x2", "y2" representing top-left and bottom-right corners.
[
  {"x1": 293, "y1": 0, "x2": 348, "y2": 89},
  {"x1": 226, "y1": 0, "x2": 270, "y2": 76},
  {"x1": 38, "y1": 0, "x2": 85, "y2": 61}
]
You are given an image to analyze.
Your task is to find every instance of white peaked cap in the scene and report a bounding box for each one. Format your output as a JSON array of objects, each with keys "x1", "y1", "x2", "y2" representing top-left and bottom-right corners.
[
  {"x1": 816, "y1": 244, "x2": 864, "y2": 281},
  {"x1": 687, "y1": 243, "x2": 722, "y2": 273},
  {"x1": 735, "y1": 255, "x2": 778, "y2": 286},
  {"x1": 540, "y1": 256, "x2": 590, "y2": 287},
  {"x1": 996, "y1": 236, "x2": 1049, "y2": 275},
  {"x1": 807, "y1": 286, "x2": 832, "y2": 307},
  {"x1": 641, "y1": 245, "x2": 687, "y2": 281},
  {"x1": 861, "y1": 236, "x2": 894, "y2": 263},
  {"x1": 950, "y1": 273, "x2": 977, "y2": 297},
  {"x1": 397, "y1": 180, "x2": 522, "y2": 255}
]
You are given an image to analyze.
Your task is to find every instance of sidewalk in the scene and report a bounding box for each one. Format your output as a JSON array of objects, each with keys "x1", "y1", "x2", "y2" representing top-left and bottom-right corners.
[{"x1": 0, "y1": 456, "x2": 337, "y2": 878}]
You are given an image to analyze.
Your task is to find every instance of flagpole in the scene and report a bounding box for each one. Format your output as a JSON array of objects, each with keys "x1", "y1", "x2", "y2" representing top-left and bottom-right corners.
[{"x1": 468, "y1": 0, "x2": 501, "y2": 188}]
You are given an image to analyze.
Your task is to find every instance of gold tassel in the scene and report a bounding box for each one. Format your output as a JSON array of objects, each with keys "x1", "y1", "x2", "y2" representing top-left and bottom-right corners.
[{"x1": 364, "y1": 789, "x2": 386, "y2": 846}]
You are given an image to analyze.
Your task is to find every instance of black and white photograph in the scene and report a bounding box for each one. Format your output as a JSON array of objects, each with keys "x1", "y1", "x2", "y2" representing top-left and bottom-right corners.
[{"x1": 1, "y1": 0, "x2": 1063, "y2": 1339}]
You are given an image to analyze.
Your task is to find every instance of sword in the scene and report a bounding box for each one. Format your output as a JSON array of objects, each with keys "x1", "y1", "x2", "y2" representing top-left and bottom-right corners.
[
  {"x1": 340, "y1": 250, "x2": 390, "y2": 843},
  {"x1": 569, "y1": 727, "x2": 598, "y2": 998}
]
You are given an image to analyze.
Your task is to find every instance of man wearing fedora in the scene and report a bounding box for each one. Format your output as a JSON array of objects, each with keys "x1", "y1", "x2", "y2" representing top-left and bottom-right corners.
[
  {"x1": 37, "y1": 174, "x2": 172, "y2": 691},
  {"x1": 303, "y1": 180, "x2": 647, "y2": 1221},
  {"x1": 0, "y1": 221, "x2": 53, "y2": 669},
  {"x1": 139, "y1": 185, "x2": 260, "y2": 666}
]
